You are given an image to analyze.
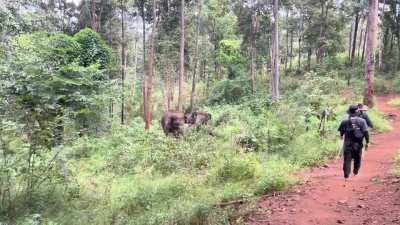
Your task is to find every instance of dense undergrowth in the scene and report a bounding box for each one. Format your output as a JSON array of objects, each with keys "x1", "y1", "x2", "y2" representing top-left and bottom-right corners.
[{"x1": 3, "y1": 62, "x2": 392, "y2": 225}]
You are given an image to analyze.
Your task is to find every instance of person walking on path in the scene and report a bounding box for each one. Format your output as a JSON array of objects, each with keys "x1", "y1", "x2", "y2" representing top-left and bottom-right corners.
[
  {"x1": 358, "y1": 103, "x2": 374, "y2": 128},
  {"x1": 338, "y1": 105, "x2": 370, "y2": 182}
]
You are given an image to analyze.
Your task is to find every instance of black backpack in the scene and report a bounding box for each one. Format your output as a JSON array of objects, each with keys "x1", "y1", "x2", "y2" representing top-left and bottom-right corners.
[{"x1": 347, "y1": 117, "x2": 364, "y2": 142}]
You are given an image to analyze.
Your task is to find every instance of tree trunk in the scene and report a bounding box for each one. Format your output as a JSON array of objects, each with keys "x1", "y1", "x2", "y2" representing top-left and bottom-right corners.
[
  {"x1": 357, "y1": 16, "x2": 365, "y2": 60},
  {"x1": 381, "y1": 26, "x2": 389, "y2": 71},
  {"x1": 250, "y1": 12, "x2": 258, "y2": 93},
  {"x1": 271, "y1": 0, "x2": 280, "y2": 102},
  {"x1": 378, "y1": 29, "x2": 384, "y2": 71},
  {"x1": 190, "y1": 0, "x2": 202, "y2": 112},
  {"x1": 362, "y1": 23, "x2": 368, "y2": 62},
  {"x1": 317, "y1": 0, "x2": 326, "y2": 63},
  {"x1": 58, "y1": 0, "x2": 65, "y2": 32},
  {"x1": 91, "y1": 0, "x2": 98, "y2": 31},
  {"x1": 108, "y1": 14, "x2": 113, "y2": 119},
  {"x1": 348, "y1": 22, "x2": 353, "y2": 62},
  {"x1": 351, "y1": 13, "x2": 360, "y2": 66},
  {"x1": 289, "y1": 30, "x2": 293, "y2": 70},
  {"x1": 307, "y1": 47, "x2": 312, "y2": 70},
  {"x1": 298, "y1": 14, "x2": 303, "y2": 71},
  {"x1": 141, "y1": 1, "x2": 147, "y2": 120},
  {"x1": 363, "y1": 0, "x2": 378, "y2": 108},
  {"x1": 163, "y1": 61, "x2": 172, "y2": 111},
  {"x1": 132, "y1": 37, "x2": 138, "y2": 97},
  {"x1": 120, "y1": 0, "x2": 125, "y2": 124},
  {"x1": 284, "y1": 9, "x2": 289, "y2": 74},
  {"x1": 378, "y1": 0, "x2": 386, "y2": 71},
  {"x1": 389, "y1": 33, "x2": 394, "y2": 55},
  {"x1": 144, "y1": 0, "x2": 158, "y2": 130},
  {"x1": 177, "y1": 0, "x2": 185, "y2": 112},
  {"x1": 250, "y1": 39, "x2": 257, "y2": 92}
]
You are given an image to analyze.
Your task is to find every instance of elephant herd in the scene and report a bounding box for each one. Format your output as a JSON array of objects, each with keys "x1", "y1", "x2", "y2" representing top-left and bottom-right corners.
[{"x1": 161, "y1": 111, "x2": 212, "y2": 137}]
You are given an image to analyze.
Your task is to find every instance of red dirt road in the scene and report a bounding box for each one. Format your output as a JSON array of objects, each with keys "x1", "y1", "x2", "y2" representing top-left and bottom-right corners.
[{"x1": 249, "y1": 96, "x2": 400, "y2": 225}]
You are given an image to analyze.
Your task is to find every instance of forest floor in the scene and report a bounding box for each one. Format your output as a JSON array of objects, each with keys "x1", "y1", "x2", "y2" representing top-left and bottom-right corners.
[{"x1": 248, "y1": 95, "x2": 400, "y2": 225}]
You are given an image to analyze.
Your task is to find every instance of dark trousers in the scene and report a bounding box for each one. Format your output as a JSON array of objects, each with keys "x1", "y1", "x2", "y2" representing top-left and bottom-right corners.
[{"x1": 343, "y1": 143, "x2": 363, "y2": 178}]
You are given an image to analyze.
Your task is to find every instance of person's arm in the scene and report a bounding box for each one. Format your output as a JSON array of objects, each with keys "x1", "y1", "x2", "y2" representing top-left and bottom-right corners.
[
  {"x1": 360, "y1": 119, "x2": 370, "y2": 144},
  {"x1": 364, "y1": 131, "x2": 370, "y2": 144},
  {"x1": 338, "y1": 121, "x2": 345, "y2": 138},
  {"x1": 364, "y1": 114, "x2": 373, "y2": 128}
]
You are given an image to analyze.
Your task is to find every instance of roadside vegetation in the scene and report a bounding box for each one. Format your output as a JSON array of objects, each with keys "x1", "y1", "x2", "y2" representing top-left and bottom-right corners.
[{"x1": 1, "y1": 0, "x2": 398, "y2": 225}]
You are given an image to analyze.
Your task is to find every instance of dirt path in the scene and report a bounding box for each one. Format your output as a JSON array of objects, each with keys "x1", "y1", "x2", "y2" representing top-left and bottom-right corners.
[{"x1": 249, "y1": 96, "x2": 400, "y2": 225}]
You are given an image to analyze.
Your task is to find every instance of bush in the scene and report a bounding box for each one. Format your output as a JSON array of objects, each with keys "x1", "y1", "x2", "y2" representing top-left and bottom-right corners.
[
  {"x1": 255, "y1": 156, "x2": 296, "y2": 194},
  {"x1": 213, "y1": 155, "x2": 256, "y2": 182},
  {"x1": 285, "y1": 133, "x2": 339, "y2": 167},
  {"x1": 368, "y1": 108, "x2": 391, "y2": 133},
  {"x1": 393, "y1": 75, "x2": 400, "y2": 93},
  {"x1": 207, "y1": 79, "x2": 251, "y2": 105},
  {"x1": 374, "y1": 77, "x2": 392, "y2": 95},
  {"x1": 388, "y1": 97, "x2": 400, "y2": 107}
]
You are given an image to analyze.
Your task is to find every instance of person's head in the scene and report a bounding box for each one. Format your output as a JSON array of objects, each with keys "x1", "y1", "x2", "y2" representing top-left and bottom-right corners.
[
  {"x1": 357, "y1": 103, "x2": 369, "y2": 113},
  {"x1": 347, "y1": 105, "x2": 359, "y2": 117}
]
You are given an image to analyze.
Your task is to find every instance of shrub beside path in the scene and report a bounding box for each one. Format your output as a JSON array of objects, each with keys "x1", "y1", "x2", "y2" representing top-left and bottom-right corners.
[{"x1": 248, "y1": 95, "x2": 400, "y2": 225}]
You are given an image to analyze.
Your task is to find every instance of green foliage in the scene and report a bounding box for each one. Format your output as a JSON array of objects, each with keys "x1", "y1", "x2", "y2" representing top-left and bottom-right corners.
[
  {"x1": 374, "y1": 77, "x2": 392, "y2": 95},
  {"x1": 0, "y1": 29, "x2": 114, "y2": 221},
  {"x1": 368, "y1": 109, "x2": 392, "y2": 133},
  {"x1": 1, "y1": 30, "x2": 114, "y2": 137},
  {"x1": 73, "y1": 28, "x2": 113, "y2": 70},
  {"x1": 389, "y1": 98, "x2": 400, "y2": 107},
  {"x1": 207, "y1": 79, "x2": 251, "y2": 105},
  {"x1": 213, "y1": 155, "x2": 256, "y2": 182},
  {"x1": 285, "y1": 133, "x2": 339, "y2": 167},
  {"x1": 393, "y1": 76, "x2": 400, "y2": 93},
  {"x1": 216, "y1": 39, "x2": 247, "y2": 79}
]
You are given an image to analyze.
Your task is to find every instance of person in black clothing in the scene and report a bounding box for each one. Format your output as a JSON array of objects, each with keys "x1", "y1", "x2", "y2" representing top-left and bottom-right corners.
[
  {"x1": 338, "y1": 105, "x2": 370, "y2": 181},
  {"x1": 357, "y1": 103, "x2": 373, "y2": 128}
]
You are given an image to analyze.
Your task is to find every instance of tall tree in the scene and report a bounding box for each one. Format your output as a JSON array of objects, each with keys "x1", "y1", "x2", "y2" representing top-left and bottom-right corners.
[
  {"x1": 138, "y1": 0, "x2": 147, "y2": 119},
  {"x1": 271, "y1": 0, "x2": 280, "y2": 102},
  {"x1": 190, "y1": 0, "x2": 202, "y2": 112},
  {"x1": 348, "y1": 22, "x2": 354, "y2": 61},
  {"x1": 120, "y1": 0, "x2": 126, "y2": 124},
  {"x1": 144, "y1": 0, "x2": 158, "y2": 130},
  {"x1": 285, "y1": 9, "x2": 289, "y2": 74},
  {"x1": 298, "y1": 6, "x2": 303, "y2": 70},
  {"x1": 351, "y1": 0, "x2": 361, "y2": 66},
  {"x1": 177, "y1": 0, "x2": 185, "y2": 112},
  {"x1": 249, "y1": 0, "x2": 260, "y2": 93},
  {"x1": 357, "y1": 16, "x2": 365, "y2": 60},
  {"x1": 363, "y1": 0, "x2": 378, "y2": 107},
  {"x1": 91, "y1": 0, "x2": 98, "y2": 31}
]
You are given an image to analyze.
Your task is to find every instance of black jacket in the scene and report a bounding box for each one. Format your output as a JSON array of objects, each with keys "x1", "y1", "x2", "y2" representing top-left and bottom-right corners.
[{"x1": 338, "y1": 116, "x2": 370, "y2": 146}]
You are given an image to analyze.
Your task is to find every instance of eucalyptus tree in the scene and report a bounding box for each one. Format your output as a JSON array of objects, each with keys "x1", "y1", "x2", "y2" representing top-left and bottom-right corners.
[
  {"x1": 272, "y1": 0, "x2": 280, "y2": 101},
  {"x1": 363, "y1": 0, "x2": 378, "y2": 107}
]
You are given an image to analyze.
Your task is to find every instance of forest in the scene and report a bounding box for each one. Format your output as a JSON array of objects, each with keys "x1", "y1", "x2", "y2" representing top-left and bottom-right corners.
[{"x1": 1, "y1": 0, "x2": 400, "y2": 224}]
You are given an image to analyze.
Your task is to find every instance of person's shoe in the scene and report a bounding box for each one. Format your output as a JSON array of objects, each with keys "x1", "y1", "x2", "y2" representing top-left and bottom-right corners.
[{"x1": 353, "y1": 171, "x2": 359, "y2": 176}]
